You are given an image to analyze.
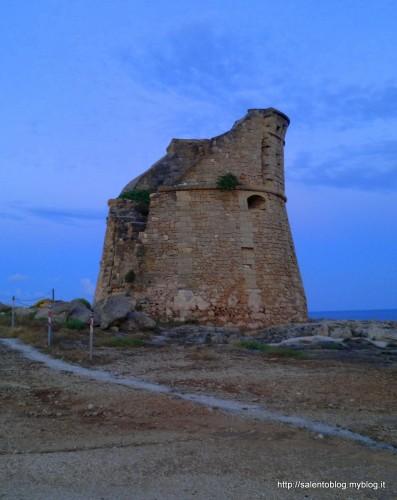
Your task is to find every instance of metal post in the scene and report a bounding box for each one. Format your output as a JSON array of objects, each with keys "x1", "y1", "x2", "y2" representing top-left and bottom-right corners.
[
  {"x1": 11, "y1": 296, "x2": 15, "y2": 328},
  {"x1": 89, "y1": 313, "x2": 94, "y2": 361}
]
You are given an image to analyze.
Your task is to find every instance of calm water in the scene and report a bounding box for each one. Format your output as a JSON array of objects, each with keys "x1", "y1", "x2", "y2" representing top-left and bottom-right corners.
[{"x1": 310, "y1": 309, "x2": 397, "y2": 321}]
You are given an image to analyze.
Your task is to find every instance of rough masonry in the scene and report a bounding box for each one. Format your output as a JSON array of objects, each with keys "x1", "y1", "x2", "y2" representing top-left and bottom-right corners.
[{"x1": 95, "y1": 108, "x2": 307, "y2": 328}]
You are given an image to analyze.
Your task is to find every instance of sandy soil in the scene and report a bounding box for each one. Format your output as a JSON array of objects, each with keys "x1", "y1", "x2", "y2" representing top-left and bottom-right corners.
[{"x1": 1, "y1": 339, "x2": 397, "y2": 499}]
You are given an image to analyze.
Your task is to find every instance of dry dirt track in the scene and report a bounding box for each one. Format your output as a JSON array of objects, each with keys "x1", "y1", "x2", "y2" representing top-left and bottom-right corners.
[{"x1": 1, "y1": 343, "x2": 397, "y2": 499}]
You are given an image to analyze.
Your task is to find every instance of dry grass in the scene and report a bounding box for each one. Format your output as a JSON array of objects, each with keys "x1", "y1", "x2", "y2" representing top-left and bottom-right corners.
[
  {"x1": 0, "y1": 320, "x2": 89, "y2": 349},
  {"x1": 0, "y1": 320, "x2": 153, "y2": 367},
  {"x1": 186, "y1": 348, "x2": 221, "y2": 362}
]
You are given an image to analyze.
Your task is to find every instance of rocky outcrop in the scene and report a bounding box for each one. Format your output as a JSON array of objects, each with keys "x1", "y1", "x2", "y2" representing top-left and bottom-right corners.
[
  {"x1": 6, "y1": 296, "x2": 156, "y2": 332},
  {"x1": 148, "y1": 320, "x2": 397, "y2": 348},
  {"x1": 254, "y1": 320, "x2": 397, "y2": 348},
  {"x1": 34, "y1": 300, "x2": 92, "y2": 324}
]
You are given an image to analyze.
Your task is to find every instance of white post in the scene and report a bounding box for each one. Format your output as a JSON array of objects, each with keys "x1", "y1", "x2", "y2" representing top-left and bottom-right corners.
[
  {"x1": 47, "y1": 303, "x2": 52, "y2": 346},
  {"x1": 89, "y1": 312, "x2": 94, "y2": 361}
]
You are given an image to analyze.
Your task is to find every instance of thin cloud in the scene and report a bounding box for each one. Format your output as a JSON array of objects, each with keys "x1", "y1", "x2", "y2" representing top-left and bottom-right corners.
[
  {"x1": 8, "y1": 273, "x2": 29, "y2": 283},
  {"x1": 116, "y1": 23, "x2": 287, "y2": 124},
  {"x1": 81, "y1": 278, "x2": 95, "y2": 296},
  {"x1": 27, "y1": 207, "x2": 106, "y2": 222},
  {"x1": 291, "y1": 140, "x2": 397, "y2": 191},
  {"x1": 1, "y1": 203, "x2": 107, "y2": 225}
]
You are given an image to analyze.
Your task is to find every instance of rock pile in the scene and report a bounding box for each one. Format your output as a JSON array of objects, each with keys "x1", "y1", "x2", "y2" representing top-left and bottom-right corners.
[{"x1": 93, "y1": 294, "x2": 155, "y2": 331}]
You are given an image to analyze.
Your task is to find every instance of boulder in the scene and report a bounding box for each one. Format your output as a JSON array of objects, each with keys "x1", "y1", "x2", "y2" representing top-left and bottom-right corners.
[
  {"x1": 121, "y1": 311, "x2": 156, "y2": 331},
  {"x1": 68, "y1": 300, "x2": 92, "y2": 323},
  {"x1": 53, "y1": 301, "x2": 74, "y2": 315},
  {"x1": 34, "y1": 300, "x2": 92, "y2": 325},
  {"x1": 35, "y1": 307, "x2": 67, "y2": 323},
  {"x1": 94, "y1": 294, "x2": 136, "y2": 329},
  {"x1": 34, "y1": 301, "x2": 72, "y2": 323}
]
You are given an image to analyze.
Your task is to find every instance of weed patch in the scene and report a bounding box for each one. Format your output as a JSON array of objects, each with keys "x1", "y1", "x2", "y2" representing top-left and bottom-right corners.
[
  {"x1": 64, "y1": 318, "x2": 86, "y2": 330},
  {"x1": 216, "y1": 173, "x2": 240, "y2": 191},
  {"x1": 239, "y1": 340, "x2": 304, "y2": 358},
  {"x1": 100, "y1": 337, "x2": 145, "y2": 348}
]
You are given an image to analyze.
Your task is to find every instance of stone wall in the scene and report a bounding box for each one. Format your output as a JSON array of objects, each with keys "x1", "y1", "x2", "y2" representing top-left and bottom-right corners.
[
  {"x1": 94, "y1": 199, "x2": 146, "y2": 303},
  {"x1": 136, "y1": 187, "x2": 306, "y2": 328},
  {"x1": 95, "y1": 108, "x2": 308, "y2": 328}
]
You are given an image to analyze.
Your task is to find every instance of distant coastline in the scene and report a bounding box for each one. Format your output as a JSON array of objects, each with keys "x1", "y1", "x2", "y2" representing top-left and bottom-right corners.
[{"x1": 309, "y1": 309, "x2": 397, "y2": 321}]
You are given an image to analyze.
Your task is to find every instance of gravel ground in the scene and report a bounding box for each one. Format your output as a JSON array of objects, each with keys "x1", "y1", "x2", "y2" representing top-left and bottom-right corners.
[{"x1": 1, "y1": 341, "x2": 397, "y2": 499}]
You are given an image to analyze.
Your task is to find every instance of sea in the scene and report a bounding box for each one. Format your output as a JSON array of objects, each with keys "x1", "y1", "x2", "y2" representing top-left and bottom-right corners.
[{"x1": 309, "y1": 309, "x2": 397, "y2": 321}]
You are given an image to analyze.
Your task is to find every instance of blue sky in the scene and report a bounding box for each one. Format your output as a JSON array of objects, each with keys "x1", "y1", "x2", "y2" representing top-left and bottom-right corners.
[{"x1": 1, "y1": 0, "x2": 396, "y2": 310}]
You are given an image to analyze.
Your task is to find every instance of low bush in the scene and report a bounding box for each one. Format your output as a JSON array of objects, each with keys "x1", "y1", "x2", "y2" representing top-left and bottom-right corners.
[
  {"x1": 119, "y1": 189, "x2": 151, "y2": 215},
  {"x1": 64, "y1": 318, "x2": 86, "y2": 330}
]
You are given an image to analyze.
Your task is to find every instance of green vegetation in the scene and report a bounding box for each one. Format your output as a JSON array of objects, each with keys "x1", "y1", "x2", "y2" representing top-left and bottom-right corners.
[
  {"x1": 239, "y1": 340, "x2": 304, "y2": 358},
  {"x1": 216, "y1": 173, "x2": 240, "y2": 191},
  {"x1": 102, "y1": 337, "x2": 145, "y2": 348},
  {"x1": 64, "y1": 318, "x2": 86, "y2": 330},
  {"x1": 0, "y1": 311, "x2": 11, "y2": 325},
  {"x1": 119, "y1": 189, "x2": 151, "y2": 215},
  {"x1": 73, "y1": 298, "x2": 92, "y2": 309},
  {"x1": 125, "y1": 270, "x2": 136, "y2": 283}
]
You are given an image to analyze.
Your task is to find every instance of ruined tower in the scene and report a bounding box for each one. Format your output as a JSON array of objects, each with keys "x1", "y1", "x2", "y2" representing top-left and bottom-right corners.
[{"x1": 95, "y1": 108, "x2": 307, "y2": 328}]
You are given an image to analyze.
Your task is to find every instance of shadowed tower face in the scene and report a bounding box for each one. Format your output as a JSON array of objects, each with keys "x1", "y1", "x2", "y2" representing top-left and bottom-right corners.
[{"x1": 95, "y1": 108, "x2": 307, "y2": 328}]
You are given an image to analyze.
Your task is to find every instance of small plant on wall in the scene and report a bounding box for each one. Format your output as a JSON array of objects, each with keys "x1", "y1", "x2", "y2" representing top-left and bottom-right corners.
[
  {"x1": 216, "y1": 173, "x2": 240, "y2": 191},
  {"x1": 119, "y1": 189, "x2": 151, "y2": 215},
  {"x1": 125, "y1": 270, "x2": 136, "y2": 283}
]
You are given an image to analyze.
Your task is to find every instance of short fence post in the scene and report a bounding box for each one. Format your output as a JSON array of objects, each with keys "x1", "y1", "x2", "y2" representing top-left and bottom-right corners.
[
  {"x1": 47, "y1": 289, "x2": 55, "y2": 347},
  {"x1": 11, "y1": 296, "x2": 15, "y2": 328},
  {"x1": 89, "y1": 312, "x2": 94, "y2": 361},
  {"x1": 47, "y1": 303, "x2": 52, "y2": 347}
]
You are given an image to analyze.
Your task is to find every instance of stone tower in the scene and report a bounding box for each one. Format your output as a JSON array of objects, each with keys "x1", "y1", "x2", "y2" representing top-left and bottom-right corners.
[{"x1": 95, "y1": 108, "x2": 307, "y2": 328}]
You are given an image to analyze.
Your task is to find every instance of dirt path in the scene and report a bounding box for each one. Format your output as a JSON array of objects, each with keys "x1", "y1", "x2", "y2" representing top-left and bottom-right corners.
[{"x1": 1, "y1": 342, "x2": 397, "y2": 499}]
